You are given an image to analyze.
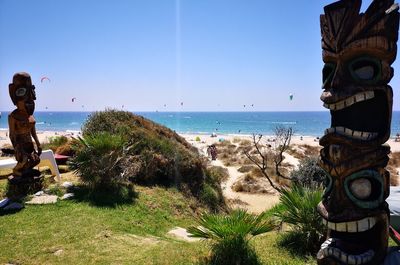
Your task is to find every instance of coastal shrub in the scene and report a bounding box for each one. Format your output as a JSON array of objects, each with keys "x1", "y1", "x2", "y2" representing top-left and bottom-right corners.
[
  {"x1": 42, "y1": 135, "x2": 68, "y2": 152},
  {"x1": 290, "y1": 156, "x2": 328, "y2": 189},
  {"x1": 199, "y1": 183, "x2": 220, "y2": 211},
  {"x1": 55, "y1": 142, "x2": 75, "y2": 156},
  {"x1": 82, "y1": 109, "x2": 193, "y2": 150},
  {"x1": 188, "y1": 209, "x2": 276, "y2": 265},
  {"x1": 271, "y1": 185, "x2": 325, "y2": 255},
  {"x1": 78, "y1": 109, "x2": 225, "y2": 210},
  {"x1": 206, "y1": 166, "x2": 229, "y2": 183},
  {"x1": 82, "y1": 109, "x2": 136, "y2": 137},
  {"x1": 195, "y1": 166, "x2": 227, "y2": 211},
  {"x1": 69, "y1": 132, "x2": 129, "y2": 190}
]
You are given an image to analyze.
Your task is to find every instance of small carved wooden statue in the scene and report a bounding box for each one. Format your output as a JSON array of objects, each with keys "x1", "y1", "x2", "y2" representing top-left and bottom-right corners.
[
  {"x1": 7, "y1": 72, "x2": 42, "y2": 198},
  {"x1": 317, "y1": 0, "x2": 399, "y2": 264}
]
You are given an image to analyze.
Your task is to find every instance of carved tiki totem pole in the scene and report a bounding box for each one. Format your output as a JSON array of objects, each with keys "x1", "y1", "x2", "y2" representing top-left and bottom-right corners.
[
  {"x1": 317, "y1": 0, "x2": 399, "y2": 264},
  {"x1": 7, "y1": 72, "x2": 43, "y2": 198}
]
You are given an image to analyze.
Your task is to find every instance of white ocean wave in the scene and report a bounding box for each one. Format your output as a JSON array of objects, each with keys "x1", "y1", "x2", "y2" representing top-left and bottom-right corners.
[
  {"x1": 66, "y1": 130, "x2": 81, "y2": 134},
  {"x1": 271, "y1": 121, "x2": 297, "y2": 125}
]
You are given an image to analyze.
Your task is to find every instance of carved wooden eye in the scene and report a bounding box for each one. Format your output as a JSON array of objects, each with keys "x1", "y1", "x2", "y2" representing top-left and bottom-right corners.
[
  {"x1": 354, "y1": 65, "x2": 374, "y2": 80},
  {"x1": 349, "y1": 57, "x2": 381, "y2": 82},
  {"x1": 345, "y1": 170, "x2": 383, "y2": 209},
  {"x1": 350, "y1": 178, "x2": 372, "y2": 200},
  {"x1": 15, "y1": 87, "x2": 27, "y2": 97}
]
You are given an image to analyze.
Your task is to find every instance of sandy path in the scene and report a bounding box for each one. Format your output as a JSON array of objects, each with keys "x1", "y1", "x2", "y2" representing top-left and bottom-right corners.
[{"x1": 196, "y1": 142, "x2": 279, "y2": 214}]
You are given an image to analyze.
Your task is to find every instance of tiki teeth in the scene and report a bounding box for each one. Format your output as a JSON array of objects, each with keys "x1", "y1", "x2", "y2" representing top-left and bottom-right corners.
[
  {"x1": 323, "y1": 127, "x2": 378, "y2": 141},
  {"x1": 323, "y1": 91, "x2": 374, "y2": 111},
  {"x1": 322, "y1": 217, "x2": 377, "y2": 233},
  {"x1": 319, "y1": 241, "x2": 375, "y2": 265}
]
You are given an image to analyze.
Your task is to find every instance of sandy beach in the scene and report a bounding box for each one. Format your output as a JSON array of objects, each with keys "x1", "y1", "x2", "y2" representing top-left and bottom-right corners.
[
  {"x1": 180, "y1": 133, "x2": 400, "y2": 153},
  {"x1": 0, "y1": 130, "x2": 81, "y2": 148},
  {"x1": 2, "y1": 130, "x2": 400, "y2": 151}
]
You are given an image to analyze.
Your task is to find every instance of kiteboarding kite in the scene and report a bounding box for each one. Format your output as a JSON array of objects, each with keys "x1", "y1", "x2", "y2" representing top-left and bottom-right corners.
[{"x1": 40, "y1": 77, "x2": 50, "y2": 83}]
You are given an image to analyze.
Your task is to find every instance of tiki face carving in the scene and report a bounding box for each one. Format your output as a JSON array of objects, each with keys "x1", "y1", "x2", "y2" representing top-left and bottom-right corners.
[
  {"x1": 317, "y1": 166, "x2": 390, "y2": 265},
  {"x1": 9, "y1": 72, "x2": 37, "y2": 115},
  {"x1": 317, "y1": 1, "x2": 399, "y2": 264},
  {"x1": 319, "y1": 0, "x2": 399, "y2": 147}
]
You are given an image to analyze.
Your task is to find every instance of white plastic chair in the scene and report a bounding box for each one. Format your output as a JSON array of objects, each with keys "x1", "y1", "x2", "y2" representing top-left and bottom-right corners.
[
  {"x1": 38, "y1": 150, "x2": 61, "y2": 182},
  {"x1": 0, "y1": 150, "x2": 61, "y2": 182}
]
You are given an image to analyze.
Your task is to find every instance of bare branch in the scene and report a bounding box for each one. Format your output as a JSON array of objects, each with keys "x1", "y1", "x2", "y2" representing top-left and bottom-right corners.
[
  {"x1": 272, "y1": 126, "x2": 293, "y2": 180},
  {"x1": 244, "y1": 133, "x2": 282, "y2": 192}
]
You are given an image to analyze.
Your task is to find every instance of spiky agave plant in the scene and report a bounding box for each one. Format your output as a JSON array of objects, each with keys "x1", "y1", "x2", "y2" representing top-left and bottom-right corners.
[{"x1": 187, "y1": 209, "x2": 276, "y2": 265}]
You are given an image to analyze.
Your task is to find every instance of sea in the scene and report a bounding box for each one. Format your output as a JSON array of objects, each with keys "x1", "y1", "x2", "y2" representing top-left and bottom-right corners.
[{"x1": 1, "y1": 111, "x2": 400, "y2": 138}]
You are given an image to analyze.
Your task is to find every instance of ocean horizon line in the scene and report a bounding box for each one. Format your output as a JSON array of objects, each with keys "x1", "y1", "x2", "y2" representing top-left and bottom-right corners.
[{"x1": 2, "y1": 111, "x2": 400, "y2": 137}]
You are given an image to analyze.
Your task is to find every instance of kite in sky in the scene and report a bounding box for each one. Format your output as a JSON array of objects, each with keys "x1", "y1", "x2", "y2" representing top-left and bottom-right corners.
[{"x1": 40, "y1": 76, "x2": 50, "y2": 83}]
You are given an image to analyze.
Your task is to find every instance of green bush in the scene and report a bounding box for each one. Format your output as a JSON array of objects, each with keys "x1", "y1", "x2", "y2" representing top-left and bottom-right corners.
[
  {"x1": 270, "y1": 185, "x2": 325, "y2": 255},
  {"x1": 82, "y1": 109, "x2": 136, "y2": 137},
  {"x1": 188, "y1": 209, "x2": 276, "y2": 265},
  {"x1": 77, "y1": 109, "x2": 224, "y2": 210},
  {"x1": 69, "y1": 132, "x2": 128, "y2": 190},
  {"x1": 290, "y1": 156, "x2": 328, "y2": 189},
  {"x1": 42, "y1": 135, "x2": 69, "y2": 152},
  {"x1": 206, "y1": 166, "x2": 229, "y2": 184},
  {"x1": 199, "y1": 183, "x2": 220, "y2": 211}
]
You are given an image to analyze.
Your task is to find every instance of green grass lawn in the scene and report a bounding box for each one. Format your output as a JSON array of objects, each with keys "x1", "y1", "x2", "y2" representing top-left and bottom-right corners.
[{"x1": 0, "y1": 179, "x2": 315, "y2": 265}]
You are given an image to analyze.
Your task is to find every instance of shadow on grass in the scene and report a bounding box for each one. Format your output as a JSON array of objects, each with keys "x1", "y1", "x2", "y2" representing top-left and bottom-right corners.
[
  {"x1": 0, "y1": 207, "x2": 23, "y2": 216},
  {"x1": 276, "y1": 230, "x2": 323, "y2": 258},
  {"x1": 195, "y1": 240, "x2": 262, "y2": 265},
  {"x1": 69, "y1": 183, "x2": 138, "y2": 208}
]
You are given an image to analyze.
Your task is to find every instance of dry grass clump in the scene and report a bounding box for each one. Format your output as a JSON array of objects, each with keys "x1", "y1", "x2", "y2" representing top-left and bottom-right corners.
[
  {"x1": 232, "y1": 137, "x2": 242, "y2": 143},
  {"x1": 250, "y1": 167, "x2": 265, "y2": 178},
  {"x1": 239, "y1": 139, "x2": 252, "y2": 147},
  {"x1": 232, "y1": 174, "x2": 276, "y2": 194},
  {"x1": 56, "y1": 142, "x2": 75, "y2": 156},
  {"x1": 207, "y1": 165, "x2": 229, "y2": 183},
  {"x1": 302, "y1": 145, "x2": 320, "y2": 156},
  {"x1": 216, "y1": 140, "x2": 243, "y2": 166},
  {"x1": 287, "y1": 144, "x2": 320, "y2": 160},
  {"x1": 237, "y1": 165, "x2": 255, "y2": 173}
]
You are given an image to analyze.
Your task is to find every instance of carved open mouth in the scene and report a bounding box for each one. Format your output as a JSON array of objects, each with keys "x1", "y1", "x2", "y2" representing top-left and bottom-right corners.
[
  {"x1": 322, "y1": 90, "x2": 388, "y2": 141},
  {"x1": 318, "y1": 216, "x2": 381, "y2": 264}
]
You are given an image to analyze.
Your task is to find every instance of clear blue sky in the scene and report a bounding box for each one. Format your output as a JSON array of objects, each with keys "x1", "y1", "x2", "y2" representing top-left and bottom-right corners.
[{"x1": 0, "y1": 0, "x2": 398, "y2": 111}]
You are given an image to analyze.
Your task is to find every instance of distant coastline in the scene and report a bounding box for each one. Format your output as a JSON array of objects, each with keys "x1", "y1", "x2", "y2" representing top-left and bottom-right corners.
[{"x1": 1, "y1": 111, "x2": 400, "y2": 138}]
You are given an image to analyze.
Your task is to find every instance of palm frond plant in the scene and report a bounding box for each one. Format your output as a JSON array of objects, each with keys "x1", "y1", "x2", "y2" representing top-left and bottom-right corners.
[
  {"x1": 70, "y1": 132, "x2": 127, "y2": 188},
  {"x1": 187, "y1": 209, "x2": 276, "y2": 265},
  {"x1": 271, "y1": 185, "x2": 325, "y2": 255}
]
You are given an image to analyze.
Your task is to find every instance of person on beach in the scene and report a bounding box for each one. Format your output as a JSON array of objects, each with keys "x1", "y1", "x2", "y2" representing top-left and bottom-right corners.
[
  {"x1": 206, "y1": 145, "x2": 212, "y2": 158},
  {"x1": 210, "y1": 144, "x2": 217, "y2": 160}
]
